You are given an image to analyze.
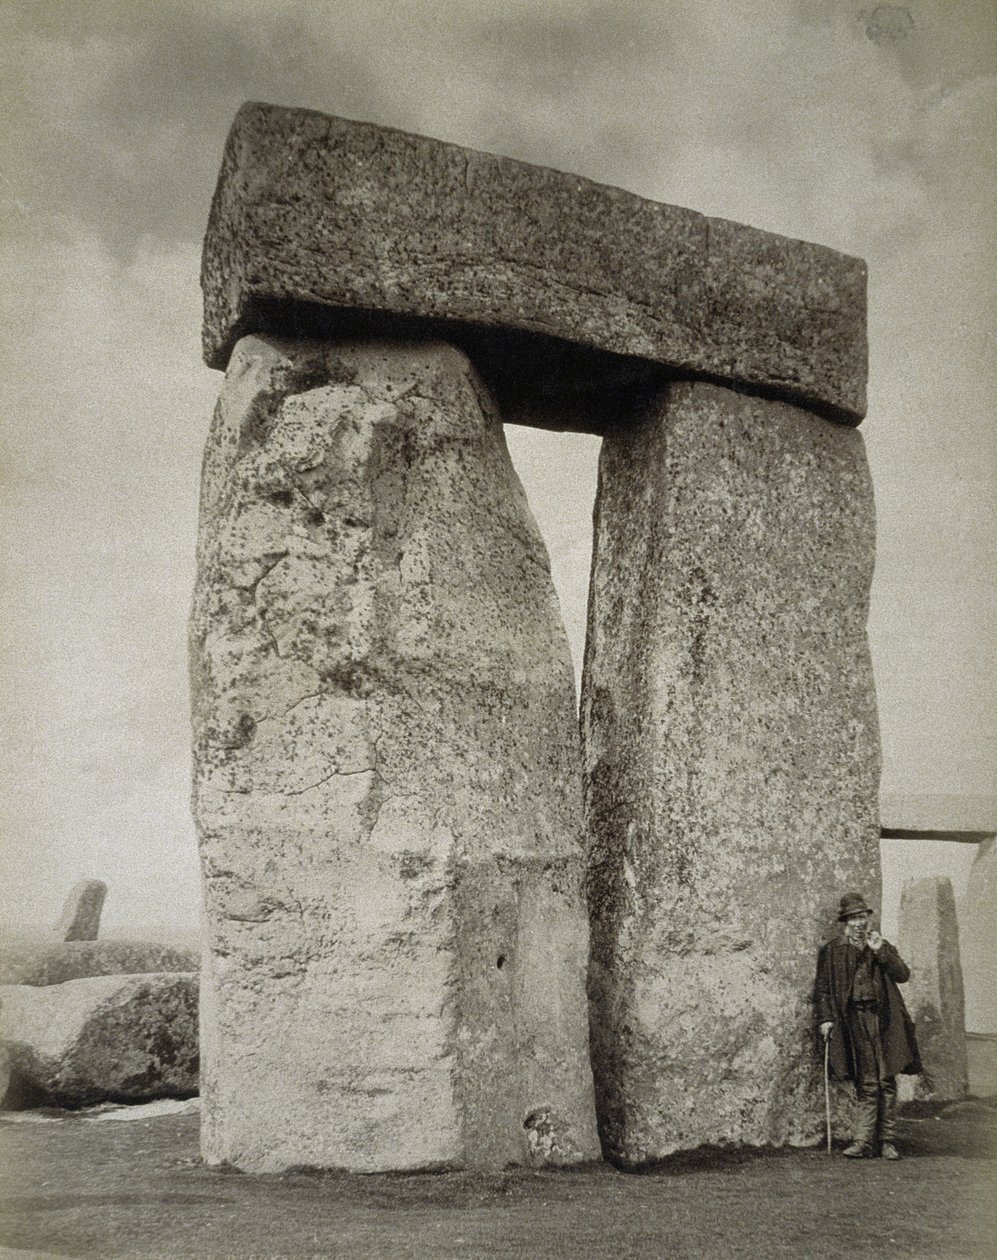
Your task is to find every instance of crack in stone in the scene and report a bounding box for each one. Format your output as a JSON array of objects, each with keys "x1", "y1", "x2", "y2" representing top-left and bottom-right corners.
[
  {"x1": 238, "y1": 550, "x2": 289, "y2": 597},
  {"x1": 279, "y1": 765, "x2": 375, "y2": 795},
  {"x1": 219, "y1": 765, "x2": 375, "y2": 798}
]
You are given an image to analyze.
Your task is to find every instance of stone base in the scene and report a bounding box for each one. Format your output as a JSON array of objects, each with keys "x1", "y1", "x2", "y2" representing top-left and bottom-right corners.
[
  {"x1": 582, "y1": 380, "x2": 881, "y2": 1164},
  {"x1": 190, "y1": 335, "x2": 598, "y2": 1172}
]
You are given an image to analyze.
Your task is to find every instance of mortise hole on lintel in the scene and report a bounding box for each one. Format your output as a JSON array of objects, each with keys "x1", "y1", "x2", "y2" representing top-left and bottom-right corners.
[{"x1": 496, "y1": 954, "x2": 507, "y2": 970}]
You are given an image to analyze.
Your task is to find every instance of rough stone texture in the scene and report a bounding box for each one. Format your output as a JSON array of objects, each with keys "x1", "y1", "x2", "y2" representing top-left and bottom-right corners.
[
  {"x1": 958, "y1": 838, "x2": 997, "y2": 1036},
  {"x1": 581, "y1": 379, "x2": 881, "y2": 1166},
  {"x1": 0, "y1": 973, "x2": 198, "y2": 1108},
  {"x1": 201, "y1": 102, "x2": 867, "y2": 423},
  {"x1": 189, "y1": 333, "x2": 598, "y2": 1174},
  {"x1": 896, "y1": 877, "x2": 968, "y2": 1102},
  {"x1": 52, "y1": 880, "x2": 107, "y2": 941},
  {"x1": 0, "y1": 938, "x2": 199, "y2": 986}
]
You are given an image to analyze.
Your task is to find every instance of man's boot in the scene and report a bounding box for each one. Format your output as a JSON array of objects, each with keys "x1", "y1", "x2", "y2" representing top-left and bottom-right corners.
[
  {"x1": 843, "y1": 1082, "x2": 879, "y2": 1157},
  {"x1": 878, "y1": 1077, "x2": 900, "y2": 1159}
]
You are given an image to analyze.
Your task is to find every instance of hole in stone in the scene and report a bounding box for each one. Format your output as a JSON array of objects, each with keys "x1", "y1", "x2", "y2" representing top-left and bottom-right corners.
[
  {"x1": 496, "y1": 954, "x2": 507, "y2": 969},
  {"x1": 503, "y1": 426, "x2": 600, "y2": 700},
  {"x1": 269, "y1": 489, "x2": 294, "y2": 507}
]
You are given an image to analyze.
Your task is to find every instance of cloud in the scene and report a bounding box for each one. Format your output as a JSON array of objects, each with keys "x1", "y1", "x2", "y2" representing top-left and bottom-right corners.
[{"x1": 2, "y1": 0, "x2": 399, "y2": 256}]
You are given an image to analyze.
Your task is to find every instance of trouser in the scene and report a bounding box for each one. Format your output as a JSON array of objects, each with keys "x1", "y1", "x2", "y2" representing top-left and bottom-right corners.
[{"x1": 849, "y1": 1003, "x2": 897, "y2": 1146}]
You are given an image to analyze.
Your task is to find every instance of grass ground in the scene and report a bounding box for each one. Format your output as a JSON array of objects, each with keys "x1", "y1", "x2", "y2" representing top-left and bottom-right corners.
[{"x1": 1, "y1": 1102, "x2": 994, "y2": 1260}]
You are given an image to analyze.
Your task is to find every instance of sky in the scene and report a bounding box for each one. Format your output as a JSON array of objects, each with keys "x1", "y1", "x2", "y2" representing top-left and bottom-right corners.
[{"x1": 1, "y1": 1, "x2": 994, "y2": 967}]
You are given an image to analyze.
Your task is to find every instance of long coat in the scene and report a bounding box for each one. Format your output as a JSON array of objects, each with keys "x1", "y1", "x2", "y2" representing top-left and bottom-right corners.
[{"x1": 815, "y1": 938, "x2": 922, "y2": 1081}]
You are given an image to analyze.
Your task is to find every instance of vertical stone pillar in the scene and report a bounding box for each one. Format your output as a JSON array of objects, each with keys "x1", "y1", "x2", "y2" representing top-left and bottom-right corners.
[
  {"x1": 53, "y1": 880, "x2": 107, "y2": 941},
  {"x1": 190, "y1": 334, "x2": 598, "y2": 1173},
  {"x1": 897, "y1": 876, "x2": 968, "y2": 1101},
  {"x1": 958, "y1": 837, "x2": 997, "y2": 1036},
  {"x1": 582, "y1": 379, "x2": 881, "y2": 1164}
]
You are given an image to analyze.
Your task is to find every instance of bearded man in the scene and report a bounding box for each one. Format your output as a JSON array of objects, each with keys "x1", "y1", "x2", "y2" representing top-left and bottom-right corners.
[{"x1": 816, "y1": 892, "x2": 921, "y2": 1159}]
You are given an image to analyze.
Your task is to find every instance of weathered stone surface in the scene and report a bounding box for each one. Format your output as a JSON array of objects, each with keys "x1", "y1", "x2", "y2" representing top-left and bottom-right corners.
[
  {"x1": 959, "y1": 837, "x2": 997, "y2": 1036},
  {"x1": 0, "y1": 938, "x2": 199, "y2": 986},
  {"x1": 581, "y1": 379, "x2": 881, "y2": 1165},
  {"x1": 0, "y1": 974, "x2": 198, "y2": 1108},
  {"x1": 897, "y1": 877, "x2": 968, "y2": 1101},
  {"x1": 189, "y1": 333, "x2": 598, "y2": 1173},
  {"x1": 201, "y1": 102, "x2": 867, "y2": 422},
  {"x1": 52, "y1": 880, "x2": 107, "y2": 941}
]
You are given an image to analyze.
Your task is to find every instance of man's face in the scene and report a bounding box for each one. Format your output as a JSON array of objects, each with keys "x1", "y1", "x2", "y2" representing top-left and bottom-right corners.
[{"x1": 843, "y1": 911, "x2": 871, "y2": 943}]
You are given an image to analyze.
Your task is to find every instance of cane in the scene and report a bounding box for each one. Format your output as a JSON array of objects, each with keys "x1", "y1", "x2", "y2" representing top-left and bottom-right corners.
[{"x1": 823, "y1": 1032, "x2": 832, "y2": 1155}]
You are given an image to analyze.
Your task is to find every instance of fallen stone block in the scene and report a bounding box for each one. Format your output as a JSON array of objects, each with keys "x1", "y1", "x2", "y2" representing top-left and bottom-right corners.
[
  {"x1": 582, "y1": 379, "x2": 880, "y2": 1165},
  {"x1": 0, "y1": 973, "x2": 198, "y2": 1109},
  {"x1": 897, "y1": 876, "x2": 968, "y2": 1101},
  {"x1": 53, "y1": 880, "x2": 107, "y2": 941},
  {"x1": 202, "y1": 102, "x2": 867, "y2": 422},
  {"x1": 190, "y1": 334, "x2": 598, "y2": 1173},
  {"x1": 0, "y1": 939, "x2": 200, "y2": 987}
]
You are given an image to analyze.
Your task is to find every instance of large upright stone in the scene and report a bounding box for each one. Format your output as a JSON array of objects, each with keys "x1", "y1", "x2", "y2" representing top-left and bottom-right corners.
[
  {"x1": 897, "y1": 877, "x2": 968, "y2": 1101},
  {"x1": 54, "y1": 880, "x2": 107, "y2": 941},
  {"x1": 201, "y1": 103, "x2": 867, "y2": 422},
  {"x1": 190, "y1": 334, "x2": 598, "y2": 1173},
  {"x1": 582, "y1": 379, "x2": 880, "y2": 1165}
]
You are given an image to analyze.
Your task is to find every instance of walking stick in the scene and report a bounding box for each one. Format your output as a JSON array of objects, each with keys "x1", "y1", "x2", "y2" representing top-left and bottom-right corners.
[{"x1": 823, "y1": 1033, "x2": 832, "y2": 1154}]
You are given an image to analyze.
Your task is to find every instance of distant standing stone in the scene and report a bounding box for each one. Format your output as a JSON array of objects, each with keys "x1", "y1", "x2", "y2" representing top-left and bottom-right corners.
[
  {"x1": 53, "y1": 880, "x2": 107, "y2": 942},
  {"x1": 897, "y1": 877, "x2": 968, "y2": 1101},
  {"x1": 0, "y1": 973, "x2": 198, "y2": 1108},
  {"x1": 957, "y1": 838, "x2": 997, "y2": 1037}
]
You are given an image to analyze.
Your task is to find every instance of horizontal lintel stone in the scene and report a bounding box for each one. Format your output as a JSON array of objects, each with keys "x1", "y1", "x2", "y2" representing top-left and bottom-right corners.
[
  {"x1": 202, "y1": 102, "x2": 868, "y2": 424},
  {"x1": 880, "y1": 793, "x2": 997, "y2": 836}
]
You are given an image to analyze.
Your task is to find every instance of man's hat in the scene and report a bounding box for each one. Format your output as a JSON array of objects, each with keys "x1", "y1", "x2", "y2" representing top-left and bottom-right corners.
[{"x1": 838, "y1": 892, "x2": 873, "y2": 921}]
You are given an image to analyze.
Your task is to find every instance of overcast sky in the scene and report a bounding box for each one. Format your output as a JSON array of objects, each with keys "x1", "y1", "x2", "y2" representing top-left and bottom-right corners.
[{"x1": 1, "y1": 0, "x2": 994, "y2": 945}]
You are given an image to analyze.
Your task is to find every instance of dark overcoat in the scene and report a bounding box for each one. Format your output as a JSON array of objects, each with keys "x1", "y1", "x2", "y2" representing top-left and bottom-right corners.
[{"x1": 815, "y1": 938, "x2": 922, "y2": 1081}]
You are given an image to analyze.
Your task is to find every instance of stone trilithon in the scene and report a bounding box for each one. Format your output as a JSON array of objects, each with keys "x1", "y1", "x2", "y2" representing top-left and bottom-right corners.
[
  {"x1": 194, "y1": 101, "x2": 880, "y2": 1173},
  {"x1": 190, "y1": 335, "x2": 598, "y2": 1172}
]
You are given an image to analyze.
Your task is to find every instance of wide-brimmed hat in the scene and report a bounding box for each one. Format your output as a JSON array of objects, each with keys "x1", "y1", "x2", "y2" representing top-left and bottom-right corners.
[{"x1": 838, "y1": 892, "x2": 873, "y2": 921}]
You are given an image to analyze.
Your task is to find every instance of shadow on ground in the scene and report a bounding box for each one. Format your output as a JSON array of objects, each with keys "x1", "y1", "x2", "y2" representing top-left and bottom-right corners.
[{"x1": 1, "y1": 1100, "x2": 994, "y2": 1259}]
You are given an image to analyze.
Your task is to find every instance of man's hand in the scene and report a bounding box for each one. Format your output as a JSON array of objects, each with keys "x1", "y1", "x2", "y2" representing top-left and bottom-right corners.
[
  {"x1": 820, "y1": 1021, "x2": 833, "y2": 1040},
  {"x1": 867, "y1": 930, "x2": 883, "y2": 952}
]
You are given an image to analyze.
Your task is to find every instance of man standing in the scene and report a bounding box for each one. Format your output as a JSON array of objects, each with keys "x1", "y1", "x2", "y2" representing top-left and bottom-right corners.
[{"x1": 816, "y1": 892, "x2": 921, "y2": 1159}]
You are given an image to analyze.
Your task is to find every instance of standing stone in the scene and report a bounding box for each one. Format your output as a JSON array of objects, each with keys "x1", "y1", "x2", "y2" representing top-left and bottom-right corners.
[
  {"x1": 897, "y1": 877, "x2": 968, "y2": 1101},
  {"x1": 958, "y1": 837, "x2": 997, "y2": 1036},
  {"x1": 54, "y1": 880, "x2": 107, "y2": 941},
  {"x1": 582, "y1": 379, "x2": 881, "y2": 1165},
  {"x1": 190, "y1": 334, "x2": 598, "y2": 1173}
]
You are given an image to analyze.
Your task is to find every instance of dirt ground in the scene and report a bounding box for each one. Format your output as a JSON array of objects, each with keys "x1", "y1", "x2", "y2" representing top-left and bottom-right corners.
[{"x1": 1, "y1": 1101, "x2": 994, "y2": 1260}]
